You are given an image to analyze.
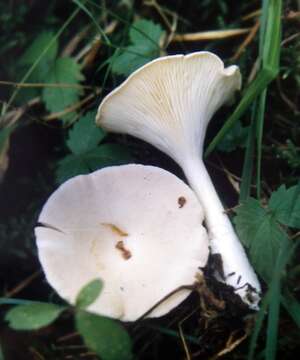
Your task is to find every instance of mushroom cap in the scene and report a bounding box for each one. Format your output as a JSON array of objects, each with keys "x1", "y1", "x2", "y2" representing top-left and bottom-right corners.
[
  {"x1": 35, "y1": 165, "x2": 209, "y2": 321},
  {"x1": 96, "y1": 51, "x2": 241, "y2": 164}
]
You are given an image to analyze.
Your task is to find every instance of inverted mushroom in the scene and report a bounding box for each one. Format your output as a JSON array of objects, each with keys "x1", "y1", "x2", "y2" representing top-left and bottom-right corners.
[
  {"x1": 96, "y1": 51, "x2": 261, "y2": 308},
  {"x1": 35, "y1": 164, "x2": 209, "y2": 321}
]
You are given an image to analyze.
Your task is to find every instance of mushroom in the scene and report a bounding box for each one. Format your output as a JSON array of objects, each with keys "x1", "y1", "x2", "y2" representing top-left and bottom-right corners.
[
  {"x1": 35, "y1": 164, "x2": 209, "y2": 321},
  {"x1": 96, "y1": 51, "x2": 261, "y2": 308}
]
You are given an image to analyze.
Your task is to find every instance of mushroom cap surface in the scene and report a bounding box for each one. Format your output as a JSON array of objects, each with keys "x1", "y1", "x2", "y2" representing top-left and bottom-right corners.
[
  {"x1": 35, "y1": 164, "x2": 209, "y2": 321},
  {"x1": 96, "y1": 51, "x2": 241, "y2": 164}
]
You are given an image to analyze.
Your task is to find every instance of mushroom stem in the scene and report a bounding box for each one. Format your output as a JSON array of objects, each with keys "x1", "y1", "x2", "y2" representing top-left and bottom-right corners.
[{"x1": 182, "y1": 157, "x2": 261, "y2": 308}]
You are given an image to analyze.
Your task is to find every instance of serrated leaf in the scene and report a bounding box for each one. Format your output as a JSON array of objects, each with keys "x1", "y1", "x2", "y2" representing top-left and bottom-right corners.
[
  {"x1": 20, "y1": 32, "x2": 58, "y2": 65},
  {"x1": 76, "y1": 279, "x2": 103, "y2": 309},
  {"x1": 234, "y1": 198, "x2": 289, "y2": 281},
  {"x1": 55, "y1": 154, "x2": 90, "y2": 184},
  {"x1": 19, "y1": 31, "x2": 58, "y2": 82},
  {"x1": 5, "y1": 303, "x2": 65, "y2": 330},
  {"x1": 85, "y1": 144, "x2": 132, "y2": 170},
  {"x1": 217, "y1": 121, "x2": 249, "y2": 152},
  {"x1": 42, "y1": 57, "x2": 84, "y2": 118},
  {"x1": 111, "y1": 45, "x2": 155, "y2": 76},
  {"x1": 56, "y1": 144, "x2": 132, "y2": 184},
  {"x1": 67, "y1": 112, "x2": 106, "y2": 155},
  {"x1": 76, "y1": 311, "x2": 133, "y2": 360},
  {"x1": 129, "y1": 19, "x2": 163, "y2": 46},
  {"x1": 111, "y1": 19, "x2": 164, "y2": 76},
  {"x1": 269, "y1": 184, "x2": 300, "y2": 228}
]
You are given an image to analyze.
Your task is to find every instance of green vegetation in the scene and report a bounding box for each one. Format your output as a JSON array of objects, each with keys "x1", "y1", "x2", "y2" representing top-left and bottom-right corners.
[{"x1": 0, "y1": 0, "x2": 299, "y2": 359}]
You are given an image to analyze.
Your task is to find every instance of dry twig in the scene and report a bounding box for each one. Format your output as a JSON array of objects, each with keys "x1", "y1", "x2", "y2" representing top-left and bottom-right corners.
[
  {"x1": 4, "y1": 271, "x2": 41, "y2": 298},
  {"x1": 42, "y1": 89, "x2": 101, "y2": 121},
  {"x1": 0, "y1": 80, "x2": 97, "y2": 90},
  {"x1": 231, "y1": 20, "x2": 260, "y2": 60},
  {"x1": 171, "y1": 28, "x2": 251, "y2": 42},
  {"x1": 241, "y1": 9, "x2": 261, "y2": 21}
]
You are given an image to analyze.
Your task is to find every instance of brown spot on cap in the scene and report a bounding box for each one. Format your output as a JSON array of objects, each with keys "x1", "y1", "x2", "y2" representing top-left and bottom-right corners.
[
  {"x1": 115, "y1": 240, "x2": 132, "y2": 260},
  {"x1": 178, "y1": 196, "x2": 186, "y2": 208}
]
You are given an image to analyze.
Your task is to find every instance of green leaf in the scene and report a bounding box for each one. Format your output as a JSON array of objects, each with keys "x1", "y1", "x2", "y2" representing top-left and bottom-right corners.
[
  {"x1": 19, "y1": 31, "x2": 58, "y2": 82},
  {"x1": 56, "y1": 154, "x2": 90, "y2": 184},
  {"x1": 56, "y1": 145, "x2": 132, "y2": 184},
  {"x1": 76, "y1": 279, "x2": 103, "y2": 309},
  {"x1": 42, "y1": 57, "x2": 84, "y2": 118},
  {"x1": 76, "y1": 311, "x2": 133, "y2": 360},
  {"x1": 234, "y1": 198, "x2": 289, "y2": 281},
  {"x1": 111, "y1": 19, "x2": 164, "y2": 76},
  {"x1": 217, "y1": 121, "x2": 249, "y2": 153},
  {"x1": 67, "y1": 112, "x2": 106, "y2": 155},
  {"x1": 111, "y1": 44, "x2": 155, "y2": 76},
  {"x1": 84, "y1": 144, "x2": 132, "y2": 170},
  {"x1": 20, "y1": 32, "x2": 58, "y2": 65},
  {"x1": 269, "y1": 184, "x2": 300, "y2": 228},
  {"x1": 277, "y1": 140, "x2": 300, "y2": 169},
  {"x1": 5, "y1": 303, "x2": 65, "y2": 330},
  {"x1": 129, "y1": 19, "x2": 163, "y2": 46}
]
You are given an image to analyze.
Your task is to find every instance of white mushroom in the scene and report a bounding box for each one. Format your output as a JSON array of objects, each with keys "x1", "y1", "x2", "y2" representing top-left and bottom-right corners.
[
  {"x1": 96, "y1": 51, "x2": 261, "y2": 308},
  {"x1": 35, "y1": 164, "x2": 209, "y2": 321}
]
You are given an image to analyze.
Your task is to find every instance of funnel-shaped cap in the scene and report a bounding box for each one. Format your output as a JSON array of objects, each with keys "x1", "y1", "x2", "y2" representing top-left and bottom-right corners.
[{"x1": 96, "y1": 52, "x2": 241, "y2": 164}]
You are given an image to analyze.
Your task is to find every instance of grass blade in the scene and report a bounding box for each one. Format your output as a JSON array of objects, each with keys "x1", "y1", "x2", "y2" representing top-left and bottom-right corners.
[
  {"x1": 205, "y1": 70, "x2": 274, "y2": 157},
  {"x1": 248, "y1": 293, "x2": 270, "y2": 360},
  {"x1": 0, "y1": 298, "x2": 40, "y2": 306},
  {"x1": 265, "y1": 238, "x2": 295, "y2": 360},
  {"x1": 239, "y1": 105, "x2": 256, "y2": 201},
  {"x1": 281, "y1": 291, "x2": 300, "y2": 328},
  {"x1": 71, "y1": 0, "x2": 111, "y2": 45},
  {"x1": 255, "y1": 89, "x2": 267, "y2": 198},
  {"x1": 205, "y1": 0, "x2": 281, "y2": 158},
  {"x1": 265, "y1": 275, "x2": 280, "y2": 360}
]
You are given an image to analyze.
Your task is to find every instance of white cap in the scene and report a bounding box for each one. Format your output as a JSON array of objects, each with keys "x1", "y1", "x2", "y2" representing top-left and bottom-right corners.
[{"x1": 35, "y1": 164, "x2": 209, "y2": 321}]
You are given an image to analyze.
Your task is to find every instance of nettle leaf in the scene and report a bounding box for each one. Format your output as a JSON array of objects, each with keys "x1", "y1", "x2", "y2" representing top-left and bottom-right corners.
[
  {"x1": 76, "y1": 311, "x2": 133, "y2": 360},
  {"x1": 56, "y1": 144, "x2": 132, "y2": 184},
  {"x1": 67, "y1": 112, "x2": 106, "y2": 155},
  {"x1": 56, "y1": 154, "x2": 90, "y2": 184},
  {"x1": 20, "y1": 32, "x2": 58, "y2": 66},
  {"x1": 234, "y1": 198, "x2": 289, "y2": 282},
  {"x1": 217, "y1": 121, "x2": 249, "y2": 152},
  {"x1": 42, "y1": 57, "x2": 84, "y2": 117},
  {"x1": 111, "y1": 45, "x2": 152, "y2": 77},
  {"x1": 76, "y1": 279, "x2": 103, "y2": 310},
  {"x1": 129, "y1": 19, "x2": 163, "y2": 45},
  {"x1": 111, "y1": 19, "x2": 164, "y2": 76},
  {"x1": 5, "y1": 303, "x2": 65, "y2": 330},
  {"x1": 269, "y1": 184, "x2": 300, "y2": 228},
  {"x1": 84, "y1": 144, "x2": 132, "y2": 170},
  {"x1": 277, "y1": 140, "x2": 300, "y2": 169},
  {"x1": 19, "y1": 31, "x2": 58, "y2": 82},
  {"x1": 15, "y1": 32, "x2": 58, "y2": 104}
]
